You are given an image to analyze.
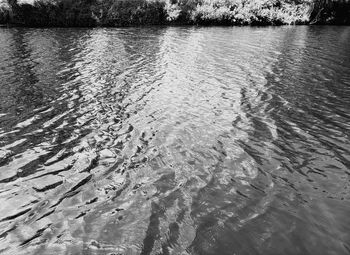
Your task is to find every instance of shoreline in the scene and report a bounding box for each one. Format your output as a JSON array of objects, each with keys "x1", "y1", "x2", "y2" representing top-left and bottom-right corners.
[
  {"x1": 0, "y1": 0, "x2": 349, "y2": 28},
  {"x1": 1, "y1": 23, "x2": 350, "y2": 28}
]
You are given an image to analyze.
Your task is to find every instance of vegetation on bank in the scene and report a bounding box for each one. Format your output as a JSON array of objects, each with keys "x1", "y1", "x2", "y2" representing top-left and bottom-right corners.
[{"x1": 0, "y1": 0, "x2": 349, "y2": 26}]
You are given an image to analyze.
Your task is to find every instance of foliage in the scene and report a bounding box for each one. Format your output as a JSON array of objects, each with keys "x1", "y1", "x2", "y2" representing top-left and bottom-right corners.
[
  {"x1": 191, "y1": 0, "x2": 311, "y2": 25},
  {"x1": 310, "y1": 0, "x2": 350, "y2": 24},
  {"x1": 0, "y1": 0, "x2": 10, "y2": 24},
  {"x1": 0, "y1": 0, "x2": 349, "y2": 26},
  {"x1": 100, "y1": 0, "x2": 166, "y2": 26}
]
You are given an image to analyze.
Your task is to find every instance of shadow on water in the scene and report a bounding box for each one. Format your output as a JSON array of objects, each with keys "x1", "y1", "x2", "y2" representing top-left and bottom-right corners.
[{"x1": 0, "y1": 26, "x2": 349, "y2": 255}]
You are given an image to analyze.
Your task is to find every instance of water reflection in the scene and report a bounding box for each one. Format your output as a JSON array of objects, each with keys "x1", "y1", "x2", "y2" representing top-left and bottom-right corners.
[{"x1": 0, "y1": 26, "x2": 349, "y2": 255}]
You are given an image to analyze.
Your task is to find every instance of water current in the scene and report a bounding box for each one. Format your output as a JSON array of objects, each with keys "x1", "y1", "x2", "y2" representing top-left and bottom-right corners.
[{"x1": 0, "y1": 26, "x2": 350, "y2": 255}]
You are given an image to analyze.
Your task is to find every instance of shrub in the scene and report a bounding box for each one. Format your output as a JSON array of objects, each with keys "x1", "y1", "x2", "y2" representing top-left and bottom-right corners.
[
  {"x1": 0, "y1": 1, "x2": 10, "y2": 23},
  {"x1": 192, "y1": 0, "x2": 311, "y2": 25},
  {"x1": 0, "y1": 0, "x2": 346, "y2": 26},
  {"x1": 102, "y1": 0, "x2": 166, "y2": 26}
]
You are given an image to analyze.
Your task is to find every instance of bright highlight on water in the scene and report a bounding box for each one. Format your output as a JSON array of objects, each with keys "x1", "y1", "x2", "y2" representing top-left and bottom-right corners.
[{"x1": 0, "y1": 26, "x2": 349, "y2": 255}]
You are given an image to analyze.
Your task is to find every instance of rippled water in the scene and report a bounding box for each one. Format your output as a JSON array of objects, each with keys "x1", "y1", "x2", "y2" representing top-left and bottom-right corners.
[{"x1": 0, "y1": 26, "x2": 350, "y2": 255}]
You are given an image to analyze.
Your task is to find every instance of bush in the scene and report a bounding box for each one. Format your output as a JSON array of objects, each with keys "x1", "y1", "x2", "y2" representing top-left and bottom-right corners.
[
  {"x1": 0, "y1": 0, "x2": 347, "y2": 26},
  {"x1": 101, "y1": 0, "x2": 166, "y2": 26},
  {"x1": 0, "y1": 0, "x2": 10, "y2": 23},
  {"x1": 310, "y1": 0, "x2": 350, "y2": 24},
  {"x1": 191, "y1": 0, "x2": 311, "y2": 25}
]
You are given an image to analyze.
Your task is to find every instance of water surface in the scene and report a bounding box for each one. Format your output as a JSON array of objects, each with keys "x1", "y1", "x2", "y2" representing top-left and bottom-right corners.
[{"x1": 0, "y1": 26, "x2": 350, "y2": 255}]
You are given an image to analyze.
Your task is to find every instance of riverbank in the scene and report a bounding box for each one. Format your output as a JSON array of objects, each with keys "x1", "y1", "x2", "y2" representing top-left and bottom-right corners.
[{"x1": 0, "y1": 0, "x2": 349, "y2": 27}]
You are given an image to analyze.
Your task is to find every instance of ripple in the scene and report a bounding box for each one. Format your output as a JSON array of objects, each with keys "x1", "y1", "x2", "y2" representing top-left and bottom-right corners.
[{"x1": 0, "y1": 26, "x2": 349, "y2": 255}]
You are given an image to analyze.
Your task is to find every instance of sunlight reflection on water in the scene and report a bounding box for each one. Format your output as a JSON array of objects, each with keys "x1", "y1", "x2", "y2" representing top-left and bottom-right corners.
[{"x1": 0, "y1": 26, "x2": 349, "y2": 255}]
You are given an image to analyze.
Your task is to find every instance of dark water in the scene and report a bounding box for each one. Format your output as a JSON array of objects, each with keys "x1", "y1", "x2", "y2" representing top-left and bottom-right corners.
[{"x1": 0, "y1": 26, "x2": 349, "y2": 255}]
